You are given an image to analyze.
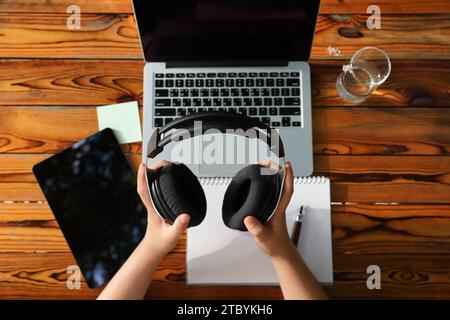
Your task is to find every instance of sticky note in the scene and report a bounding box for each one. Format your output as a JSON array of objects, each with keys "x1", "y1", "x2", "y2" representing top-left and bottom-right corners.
[{"x1": 97, "y1": 101, "x2": 142, "y2": 144}]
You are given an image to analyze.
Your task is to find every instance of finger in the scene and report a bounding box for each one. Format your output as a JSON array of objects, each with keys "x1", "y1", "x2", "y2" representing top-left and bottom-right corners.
[
  {"x1": 257, "y1": 160, "x2": 281, "y2": 172},
  {"x1": 278, "y1": 160, "x2": 294, "y2": 211},
  {"x1": 149, "y1": 159, "x2": 169, "y2": 170},
  {"x1": 137, "y1": 163, "x2": 152, "y2": 208},
  {"x1": 244, "y1": 216, "x2": 265, "y2": 238},
  {"x1": 170, "y1": 213, "x2": 191, "y2": 236}
]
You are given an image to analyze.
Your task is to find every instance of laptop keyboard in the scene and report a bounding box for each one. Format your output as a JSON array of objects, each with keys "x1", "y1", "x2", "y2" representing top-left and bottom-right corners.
[{"x1": 153, "y1": 71, "x2": 302, "y2": 128}]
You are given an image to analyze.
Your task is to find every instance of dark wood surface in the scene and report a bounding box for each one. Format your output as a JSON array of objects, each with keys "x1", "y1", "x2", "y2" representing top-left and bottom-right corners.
[{"x1": 0, "y1": 0, "x2": 449, "y2": 299}]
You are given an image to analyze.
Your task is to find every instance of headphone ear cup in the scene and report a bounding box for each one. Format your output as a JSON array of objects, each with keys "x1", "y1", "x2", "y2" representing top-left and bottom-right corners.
[
  {"x1": 155, "y1": 162, "x2": 207, "y2": 227},
  {"x1": 222, "y1": 164, "x2": 281, "y2": 231}
]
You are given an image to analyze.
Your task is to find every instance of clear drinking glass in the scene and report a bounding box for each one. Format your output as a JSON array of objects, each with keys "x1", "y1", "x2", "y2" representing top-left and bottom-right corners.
[{"x1": 336, "y1": 47, "x2": 391, "y2": 104}]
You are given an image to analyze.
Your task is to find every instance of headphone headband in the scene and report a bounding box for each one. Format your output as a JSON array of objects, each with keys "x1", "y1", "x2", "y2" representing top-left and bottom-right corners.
[{"x1": 147, "y1": 112, "x2": 285, "y2": 159}]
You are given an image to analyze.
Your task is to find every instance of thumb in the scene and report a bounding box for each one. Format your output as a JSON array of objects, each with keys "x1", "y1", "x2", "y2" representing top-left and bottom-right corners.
[
  {"x1": 244, "y1": 216, "x2": 265, "y2": 238},
  {"x1": 171, "y1": 213, "x2": 190, "y2": 236}
]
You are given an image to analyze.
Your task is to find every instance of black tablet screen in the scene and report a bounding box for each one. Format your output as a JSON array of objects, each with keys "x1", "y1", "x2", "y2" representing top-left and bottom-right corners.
[{"x1": 33, "y1": 128, "x2": 147, "y2": 288}]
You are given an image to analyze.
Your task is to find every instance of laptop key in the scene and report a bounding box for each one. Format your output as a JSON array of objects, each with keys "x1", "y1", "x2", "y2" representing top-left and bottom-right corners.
[
  {"x1": 262, "y1": 117, "x2": 271, "y2": 125},
  {"x1": 276, "y1": 79, "x2": 284, "y2": 86},
  {"x1": 206, "y1": 79, "x2": 214, "y2": 87},
  {"x1": 190, "y1": 89, "x2": 199, "y2": 97},
  {"x1": 274, "y1": 98, "x2": 283, "y2": 106},
  {"x1": 207, "y1": 73, "x2": 216, "y2": 78},
  {"x1": 282, "y1": 88, "x2": 290, "y2": 96},
  {"x1": 155, "y1": 89, "x2": 169, "y2": 97},
  {"x1": 249, "y1": 108, "x2": 258, "y2": 116},
  {"x1": 170, "y1": 89, "x2": 179, "y2": 97},
  {"x1": 243, "y1": 98, "x2": 252, "y2": 106},
  {"x1": 187, "y1": 73, "x2": 195, "y2": 78},
  {"x1": 183, "y1": 98, "x2": 192, "y2": 107},
  {"x1": 238, "y1": 108, "x2": 247, "y2": 115},
  {"x1": 216, "y1": 79, "x2": 225, "y2": 87},
  {"x1": 256, "y1": 79, "x2": 264, "y2": 87},
  {"x1": 180, "y1": 89, "x2": 189, "y2": 97},
  {"x1": 193, "y1": 98, "x2": 202, "y2": 107},
  {"x1": 224, "y1": 98, "x2": 232, "y2": 106},
  {"x1": 282, "y1": 117, "x2": 291, "y2": 127},
  {"x1": 290, "y1": 72, "x2": 300, "y2": 77},
  {"x1": 284, "y1": 98, "x2": 300, "y2": 106},
  {"x1": 254, "y1": 98, "x2": 262, "y2": 106},
  {"x1": 166, "y1": 74, "x2": 175, "y2": 78},
  {"x1": 287, "y1": 78, "x2": 300, "y2": 86},
  {"x1": 259, "y1": 108, "x2": 268, "y2": 116},
  {"x1": 293, "y1": 121, "x2": 302, "y2": 127},
  {"x1": 165, "y1": 118, "x2": 174, "y2": 125},
  {"x1": 196, "y1": 79, "x2": 204, "y2": 87},
  {"x1": 155, "y1": 99, "x2": 171, "y2": 107},
  {"x1": 165, "y1": 80, "x2": 174, "y2": 87},
  {"x1": 203, "y1": 98, "x2": 212, "y2": 106},
  {"x1": 270, "y1": 72, "x2": 279, "y2": 77},
  {"x1": 280, "y1": 107, "x2": 301, "y2": 116},
  {"x1": 197, "y1": 73, "x2": 206, "y2": 78},
  {"x1": 211, "y1": 89, "x2": 220, "y2": 97},
  {"x1": 261, "y1": 88, "x2": 270, "y2": 96},
  {"x1": 175, "y1": 80, "x2": 184, "y2": 87},
  {"x1": 291, "y1": 88, "x2": 300, "y2": 96},
  {"x1": 264, "y1": 98, "x2": 273, "y2": 106},
  {"x1": 272, "y1": 121, "x2": 281, "y2": 127},
  {"x1": 236, "y1": 79, "x2": 245, "y2": 87},
  {"x1": 251, "y1": 88, "x2": 260, "y2": 97},
  {"x1": 154, "y1": 118, "x2": 164, "y2": 127},
  {"x1": 269, "y1": 107, "x2": 278, "y2": 115},
  {"x1": 173, "y1": 98, "x2": 181, "y2": 107},
  {"x1": 213, "y1": 98, "x2": 222, "y2": 106},
  {"x1": 155, "y1": 73, "x2": 164, "y2": 78},
  {"x1": 176, "y1": 73, "x2": 185, "y2": 78},
  {"x1": 200, "y1": 89, "x2": 209, "y2": 97},
  {"x1": 246, "y1": 79, "x2": 255, "y2": 87},
  {"x1": 241, "y1": 88, "x2": 250, "y2": 97},
  {"x1": 177, "y1": 109, "x2": 186, "y2": 116},
  {"x1": 220, "y1": 89, "x2": 230, "y2": 97},
  {"x1": 231, "y1": 88, "x2": 240, "y2": 96},
  {"x1": 155, "y1": 108, "x2": 175, "y2": 116},
  {"x1": 233, "y1": 98, "x2": 243, "y2": 106},
  {"x1": 271, "y1": 88, "x2": 280, "y2": 96},
  {"x1": 186, "y1": 79, "x2": 194, "y2": 87},
  {"x1": 155, "y1": 80, "x2": 164, "y2": 87}
]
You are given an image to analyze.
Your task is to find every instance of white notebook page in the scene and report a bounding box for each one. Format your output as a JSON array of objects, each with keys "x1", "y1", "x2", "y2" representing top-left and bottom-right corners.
[{"x1": 187, "y1": 176, "x2": 333, "y2": 285}]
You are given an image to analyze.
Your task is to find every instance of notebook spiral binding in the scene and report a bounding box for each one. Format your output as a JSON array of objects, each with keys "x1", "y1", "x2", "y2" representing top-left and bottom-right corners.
[{"x1": 198, "y1": 176, "x2": 328, "y2": 185}]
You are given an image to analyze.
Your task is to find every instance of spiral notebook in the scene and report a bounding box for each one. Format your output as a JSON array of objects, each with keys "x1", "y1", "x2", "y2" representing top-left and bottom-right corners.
[{"x1": 187, "y1": 176, "x2": 333, "y2": 285}]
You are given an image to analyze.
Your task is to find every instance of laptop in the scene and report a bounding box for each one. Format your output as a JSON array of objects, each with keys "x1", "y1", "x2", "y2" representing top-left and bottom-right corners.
[{"x1": 132, "y1": 0, "x2": 321, "y2": 177}]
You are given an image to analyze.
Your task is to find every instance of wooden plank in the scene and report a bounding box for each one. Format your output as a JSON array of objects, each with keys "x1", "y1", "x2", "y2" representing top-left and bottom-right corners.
[
  {"x1": 1, "y1": 201, "x2": 449, "y2": 254},
  {"x1": 0, "y1": 14, "x2": 141, "y2": 59},
  {"x1": 0, "y1": 252, "x2": 448, "y2": 299},
  {"x1": 311, "y1": 60, "x2": 450, "y2": 107},
  {"x1": 0, "y1": 13, "x2": 448, "y2": 59},
  {"x1": 0, "y1": 202, "x2": 185, "y2": 253},
  {"x1": 0, "y1": 59, "x2": 448, "y2": 107},
  {"x1": 0, "y1": 0, "x2": 449, "y2": 14},
  {"x1": 332, "y1": 204, "x2": 450, "y2": 255},
  {"x1": 1, "y1": 154, "x2": 449, "y2": 202},
  {"x1": 312, "y1": 14, "x2": 450, "y2": 60},
  {"x1": 1, "y1": 106, "x2": 449, "y2": 156}
]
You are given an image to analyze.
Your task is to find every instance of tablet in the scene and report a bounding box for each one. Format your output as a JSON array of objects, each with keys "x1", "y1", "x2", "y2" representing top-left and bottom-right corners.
[{"x1": 33, "y1": 128, "x2": 147, "y2": 288}]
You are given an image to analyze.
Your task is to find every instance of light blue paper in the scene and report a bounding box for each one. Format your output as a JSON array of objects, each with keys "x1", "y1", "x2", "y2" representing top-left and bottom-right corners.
[{"x1": 97, "y1": 101, "x2": 142, "y2": 144}]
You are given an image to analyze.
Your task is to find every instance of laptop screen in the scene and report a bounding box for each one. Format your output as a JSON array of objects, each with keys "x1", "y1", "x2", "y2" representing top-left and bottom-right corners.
[{"x1": 132, "y1": 0, "x2": 320, "y2": 63}]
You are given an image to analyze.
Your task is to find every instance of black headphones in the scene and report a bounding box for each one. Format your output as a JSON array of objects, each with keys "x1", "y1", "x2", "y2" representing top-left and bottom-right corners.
[{"x1": 145, "y1": 112, "x2": 285, "y2": 231}]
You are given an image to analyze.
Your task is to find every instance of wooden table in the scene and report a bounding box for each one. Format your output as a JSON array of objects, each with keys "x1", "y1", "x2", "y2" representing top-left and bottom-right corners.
[{"x1": 0, "y1": 0, "x2": 449, "y2": 299}]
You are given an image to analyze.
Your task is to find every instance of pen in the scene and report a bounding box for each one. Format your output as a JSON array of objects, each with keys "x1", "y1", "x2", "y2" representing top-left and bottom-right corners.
[{"x1": 291, "y1": 205, "x2": 304, "y2": 247}]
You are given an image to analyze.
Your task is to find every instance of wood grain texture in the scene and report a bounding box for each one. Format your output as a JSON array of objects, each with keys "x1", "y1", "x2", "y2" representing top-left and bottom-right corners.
[
  {"x1": 1, "y1": 106, "x2": 449, "y2": 157},
  {"x1": 1, "y1": 153, "x2": 449, "y2": 202},
  {"x1": 312, "y1": 14, "x2": 450, "y2": 60},
  {"x1": 0, "y1": 13, "x2": 448, "y2": 59},
  {"x1": 0, "y1": 0, "x2": 448, "y2": 14},
  {"x1": 0, "y1": 60, "x2": 447, "y2": 108},
  {"x1": 0, "y1": 252, "x2": 449, "y2": 299},
  {"x1": 0, "y1": 14, "x2": 140, "y2": 59},
  {"x1": 1, "y1": 202, "x2": 449, "y2": 255}
]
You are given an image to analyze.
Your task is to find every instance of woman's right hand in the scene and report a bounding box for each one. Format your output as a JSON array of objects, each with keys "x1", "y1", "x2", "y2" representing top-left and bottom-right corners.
[{"x1": 244, "y1": 160, "x2": 297, "y2": 261}]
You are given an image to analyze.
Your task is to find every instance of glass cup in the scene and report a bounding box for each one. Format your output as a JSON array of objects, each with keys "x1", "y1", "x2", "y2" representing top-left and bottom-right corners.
[{"x1": 336, "y1": 47, "x2": 391, "y2": 104}]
